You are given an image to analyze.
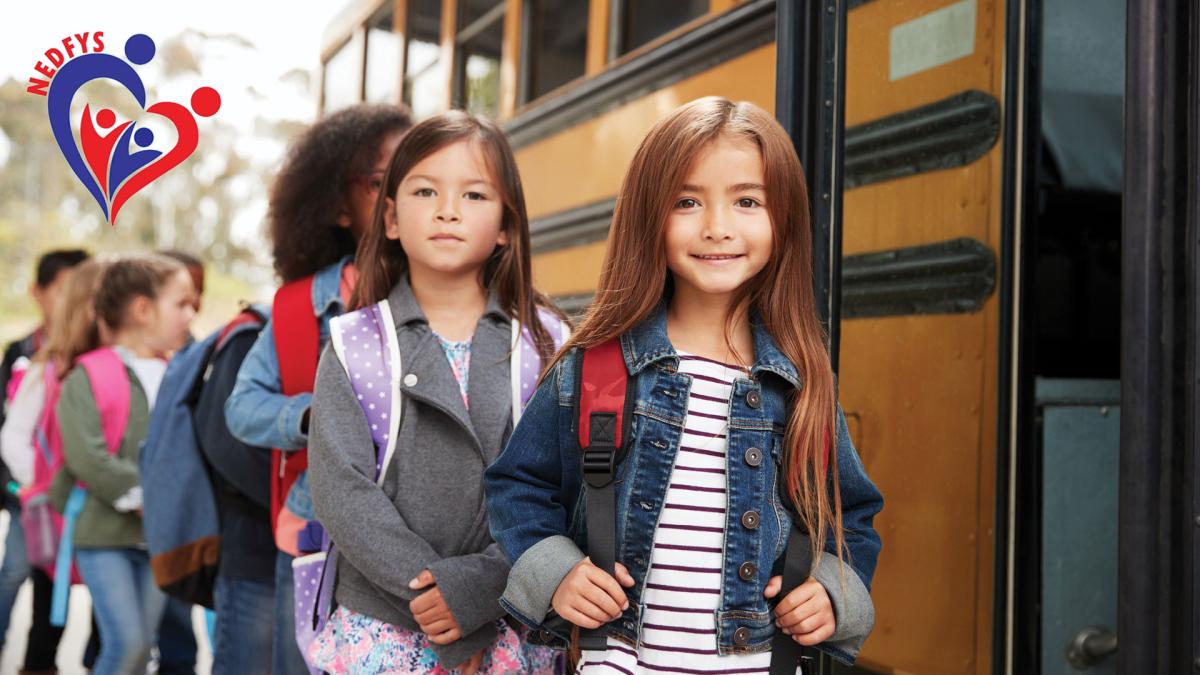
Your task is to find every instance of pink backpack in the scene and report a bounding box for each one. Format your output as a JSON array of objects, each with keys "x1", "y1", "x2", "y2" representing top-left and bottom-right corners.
[{"x1": 22, "y1": 351, "x2": 129, "y2": 583}]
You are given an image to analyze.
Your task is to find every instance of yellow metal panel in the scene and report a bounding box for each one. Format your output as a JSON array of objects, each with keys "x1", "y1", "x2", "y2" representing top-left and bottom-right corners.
[
  {"x1": 531, "y1": 241, "x2": 609, "y2": 297},
  {"x1": 440, "y1": 0, "x2": 458, "y2": 111},
  {"x1": 499, "y1": 0, "x2": 522, "y2": 119},
  {"x1": 586, "y1": 0, "x2": 612, "y2": 75},
  {"x1": 840, "y1": 1, "x2": 1006, "y2": 673},
  {"x1": 515, "y1": 44, "x2": 776, "y2": 221}
]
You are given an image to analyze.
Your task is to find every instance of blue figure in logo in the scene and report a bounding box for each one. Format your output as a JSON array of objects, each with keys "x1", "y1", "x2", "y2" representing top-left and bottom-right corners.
[
  {"x1": 46, "y1": 34, "x2": 155, "y2": 220},
  {"x1": 108, "y1": 126, "x2": 162, "y2": 199}
]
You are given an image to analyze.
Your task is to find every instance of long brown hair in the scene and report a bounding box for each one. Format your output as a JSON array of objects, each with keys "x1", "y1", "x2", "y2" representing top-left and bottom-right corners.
[
  {"x1": 35, "y1": 258, "x2": 109, "y2": 380},
  {"x1": 558, "y1": 97, "x2": 845, "y2": 566},
  {"x1": 352, "y1": 110, "x2": 560, "y2": 365}
]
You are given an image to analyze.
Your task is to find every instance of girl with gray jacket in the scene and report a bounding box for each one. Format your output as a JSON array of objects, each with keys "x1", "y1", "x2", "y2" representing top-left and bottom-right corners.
[{"x1": 306, "y1": 111, "x2": 564, "y2": 674}]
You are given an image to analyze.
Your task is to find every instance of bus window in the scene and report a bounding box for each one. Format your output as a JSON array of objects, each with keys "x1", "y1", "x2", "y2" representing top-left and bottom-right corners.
[
  {"x1": 405, "y1": 0, "x2": 446, "y2": 119},
  {"x1": 454, "y1": 0, "x2": 505, "y2": 116},
  {"x1": 615, "y1": 0, "x2": 706, "y2": 56},
  {"x1": 521, "y1": 0, "x2": 588, "y2": 103},
  {"x1": 365, "y1": 4, "x2": 401, "y2": 104},
  {"x1": 323, "y1": 31, "x2": 363, "y2": 114}
]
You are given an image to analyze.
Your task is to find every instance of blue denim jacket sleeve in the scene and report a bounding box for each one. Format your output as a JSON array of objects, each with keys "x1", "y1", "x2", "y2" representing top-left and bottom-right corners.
[
  {"x1": 486, "y1": 349, "x2": 584, "y2": 560},
  {"x1": 224, "y1": 317, "x2": 312, "y2": 451},
  {"x1": 484, "y1": 350, "x2": 584, "y2": 639},
  {"x1": 829, "y1": 405, "x2": 884, "y2": 588}
]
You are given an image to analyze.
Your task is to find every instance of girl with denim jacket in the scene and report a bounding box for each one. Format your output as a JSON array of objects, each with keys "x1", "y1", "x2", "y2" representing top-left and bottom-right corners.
[
  {"x1": 224, "y1": 103, "x2": 411, "y2": 675},
  {"x1": 484, "y1": 98, "x2": 884, "y2": 673},
  {"x1": 305, "y1": 112, "x2": 563, "y2": 674}
]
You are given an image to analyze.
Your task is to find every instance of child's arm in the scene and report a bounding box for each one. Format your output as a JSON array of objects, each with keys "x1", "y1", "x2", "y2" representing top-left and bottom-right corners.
[
  {"x1": 774, "y1": 405, "x2": 884, "y2": 664},
  {"x1": 56, "y1": 368, "x2": 141, "y2": 506},
  {"x1": 483, "y1": 350, "x2": 590, "y2": 644},
  {"x1": 409, "y1": 543, "x2": 510, "y2": 639},
  {"x1": 308, "y1": 346, "x2": 444, "y2": 602},
  {"x1": 224, "y1": 317, "x2": 311, "y2": 451}
]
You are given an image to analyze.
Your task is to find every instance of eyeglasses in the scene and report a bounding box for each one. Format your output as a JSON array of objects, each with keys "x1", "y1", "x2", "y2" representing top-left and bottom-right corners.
[{"x1": 348, "y1": 170, "x2": 385, "y2": 194}]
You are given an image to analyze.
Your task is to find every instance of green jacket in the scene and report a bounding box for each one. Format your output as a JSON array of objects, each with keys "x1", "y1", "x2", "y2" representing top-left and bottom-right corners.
[{"x1": 50, "y1": 363, "x2": 148, "y2": 549}]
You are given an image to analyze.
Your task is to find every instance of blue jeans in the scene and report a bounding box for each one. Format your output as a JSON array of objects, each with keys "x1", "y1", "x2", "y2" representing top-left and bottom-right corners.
[
  {"x1": 273, "y1": 551, "x2": 308, "y2": 675},
  {"x1": 0, "y1": 502, "x2": 30, "y2": 648},
  {"x1": 76, "y1": 548, "x2": 168, "y2": 675},
  {"x1": 212, "y1": 573, "x2": 273, "y2": 675}
]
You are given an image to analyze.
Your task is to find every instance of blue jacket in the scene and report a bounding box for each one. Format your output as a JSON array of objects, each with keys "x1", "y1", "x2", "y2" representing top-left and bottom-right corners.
[
  {"x1": 484, "y1": 305, "x2": 883, "y2": 662},
  {"x1": 225, "y1": 255, "x2": 351, "y2": 520}
]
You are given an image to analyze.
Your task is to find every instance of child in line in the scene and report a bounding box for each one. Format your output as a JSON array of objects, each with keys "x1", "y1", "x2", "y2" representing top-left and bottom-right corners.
[
  {"x1": 53, "y1": 255, "x2": 196, "y2": 675},
  {"x1": 1, "y1": 257, "x2": 104, "y2": 674},
  {"x1": 484, "y1": 98, "x2": 884, "y2": 673},
  {"x1": 0, "y1": 249, "x2": 89, "y2": 668},
  {"x1": 306, "y1": 111, "x2": 561, "y2": 674},
  {"x1": 224, "y1": 103, "x2": 411, "y2": 675}
]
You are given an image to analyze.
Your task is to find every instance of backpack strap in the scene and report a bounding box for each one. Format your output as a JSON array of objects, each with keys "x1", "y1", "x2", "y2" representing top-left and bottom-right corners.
[
  {"x1": 329, "y1": 301, "x2": 402, "y2": 485},
  {"x1": 270, "y1": 277, "x2": 320, "y2": 529},
  {"x1": 575, "y1": 338, "x2": 631, "y2": 651},
  {"x1": 768, "y1": 432, "x2": 831, "y2": 674},
  {"x1": 217, "y1": 306, "x2": 267, "y2": 353},
  {"x1": 76, "y1": 348, "x2": 131, "y2": 455},
  {"x1": 274, "y1": 278, "x2": 319, "y2": 396}
]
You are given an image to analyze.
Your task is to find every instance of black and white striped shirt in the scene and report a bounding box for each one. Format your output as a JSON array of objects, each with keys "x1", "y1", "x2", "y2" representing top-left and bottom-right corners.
[{"x1": 579, "y1": 352, "x2": 780, "y2": 675}]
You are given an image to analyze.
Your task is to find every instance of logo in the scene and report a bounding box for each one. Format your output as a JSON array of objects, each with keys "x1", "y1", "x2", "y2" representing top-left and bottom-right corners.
[{"x1": 27, "y1": 32, "x2": 221, "y2": 226}]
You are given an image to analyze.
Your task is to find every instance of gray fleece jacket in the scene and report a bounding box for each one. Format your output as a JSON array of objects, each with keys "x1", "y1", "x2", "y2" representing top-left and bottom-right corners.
[{"x1": 308, "y1": 279, "x2": 517, "y2": 667}]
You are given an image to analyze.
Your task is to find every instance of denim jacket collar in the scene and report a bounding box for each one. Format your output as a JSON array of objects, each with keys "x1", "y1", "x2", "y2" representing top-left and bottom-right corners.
[
  {"x1": 620, "y1": 303, "x2": 803, "y2": 389},
  {"x1": 385, "y1": 274, "x2": 510, "y2": 327},
  {"x1": 310, "y1": 254, "x2": 353, "y2": 319}
]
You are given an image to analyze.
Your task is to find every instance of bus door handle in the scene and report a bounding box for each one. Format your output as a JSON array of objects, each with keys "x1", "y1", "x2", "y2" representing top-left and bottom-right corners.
[{"x1": 1065, "y1": 626, "x2": 1118, "y2": 670}]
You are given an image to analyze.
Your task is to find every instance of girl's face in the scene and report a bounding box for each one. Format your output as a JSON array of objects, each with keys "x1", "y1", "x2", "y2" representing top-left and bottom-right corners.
[
  {"x1": 341, "y1": 131, "x2": 405, "y2": 241},
  {"x1": 384, "y1": 140, "x2": 508, "y2": 281},
  {"x1": 147, "y1": 269, "x2": 196, "y2": 354},
  {"x1": 664, "y1": 135, "x2": 773, "y2": 305}
]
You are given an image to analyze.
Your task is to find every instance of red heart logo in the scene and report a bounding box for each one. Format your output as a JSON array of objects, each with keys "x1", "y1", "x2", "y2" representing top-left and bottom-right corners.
[{"x1": 109, "y1": 87, "x2": 220, "y2": 225}]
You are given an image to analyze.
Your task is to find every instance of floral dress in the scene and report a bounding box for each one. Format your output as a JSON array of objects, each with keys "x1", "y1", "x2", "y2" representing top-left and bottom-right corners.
[{"x1": 309, "y1": 333, "x2": 559, "y2": 674}]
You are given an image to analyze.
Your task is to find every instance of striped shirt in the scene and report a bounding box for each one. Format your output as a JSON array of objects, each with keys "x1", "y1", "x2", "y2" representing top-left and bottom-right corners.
[{"x1": 579, "y1": 352, "x2": 792, "y2": 675}]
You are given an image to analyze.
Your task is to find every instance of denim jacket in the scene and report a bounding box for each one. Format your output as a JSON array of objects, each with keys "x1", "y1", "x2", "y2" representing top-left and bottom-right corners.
[
  {"x1": 225, "y1": 255, "x2": 352, "y2": 519},
  {"x1": 484, "y1": 306, "x2": 883, "y2": 663}
]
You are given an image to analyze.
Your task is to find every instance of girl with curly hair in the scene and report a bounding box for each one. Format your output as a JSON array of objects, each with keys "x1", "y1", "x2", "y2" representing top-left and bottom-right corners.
[{"x1": 225, "y1": 103, "x2": 412, "y2": 675}]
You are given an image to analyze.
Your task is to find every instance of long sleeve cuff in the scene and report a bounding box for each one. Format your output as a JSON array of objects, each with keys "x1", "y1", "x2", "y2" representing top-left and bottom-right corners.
[
  {"x1": 811, "y1": 550, "x2": 876, "y2": 663},
  {"x1": 500, "y1": 535, "x2": 584, "y2": 643},
  {"x1": 279, "y1": 394, "x2": 313, "y2": 449}
]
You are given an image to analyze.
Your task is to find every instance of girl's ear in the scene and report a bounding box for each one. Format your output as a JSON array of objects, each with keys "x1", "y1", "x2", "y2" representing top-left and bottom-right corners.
[
  {"x1": 129, "y1": 295, "x2": 154, "y2": 326},
  {"x1": 496, "y1": 227, "x2": 510, "y2": 248},
  {"x1": 384, "y1": 197, "x2": 400, "y2": 240}
]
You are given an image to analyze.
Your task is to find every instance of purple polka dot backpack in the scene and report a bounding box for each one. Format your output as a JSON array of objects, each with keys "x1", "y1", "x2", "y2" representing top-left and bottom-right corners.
[{"x1": 293, "y1": 299, "x2": 569, "y2": 673}]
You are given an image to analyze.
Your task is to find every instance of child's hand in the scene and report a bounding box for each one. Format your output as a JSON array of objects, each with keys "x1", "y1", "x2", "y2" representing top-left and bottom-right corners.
[
  {"x1": 551, "y1": 558, "x2": 635, "y2": 629},
  {"x1": 409, "y1": 569, "x2": 463, "y2": 644},
  {"x1": 764, "y1": 575, "x2": 836, "y2": 645},
  {"x1": 456, "y1": 649, "x2": 484, "y2": 675}
]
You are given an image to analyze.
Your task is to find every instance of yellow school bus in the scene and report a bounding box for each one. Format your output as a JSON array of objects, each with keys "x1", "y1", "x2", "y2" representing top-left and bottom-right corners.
[{"x1": 318, "y1": 1, "x2": 1197, "y2": 673}]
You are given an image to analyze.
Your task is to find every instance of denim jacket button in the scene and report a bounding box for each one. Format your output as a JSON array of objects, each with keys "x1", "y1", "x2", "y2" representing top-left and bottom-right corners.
[
  {"x1": 738, "y1": 561, "x2": 757, "y2": 580},
  {"x1": 745, "y1": 390, "x2": 762, "y2": 408},
  {"x1": 744, "y1": 447, "x2": 763, "y2": 467},
  {"x1": 403, "y1": 373, "x2": 418, "y2": 387},
  {"x1": 733, "y1": 626, "x2": 751, "y2": 645},
  {"x1": 741, "y1": 510, "x2": 760, "y2": 529},
  {"x1": 538, "y1": 630, "x2": 553, "y2": 643}
]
